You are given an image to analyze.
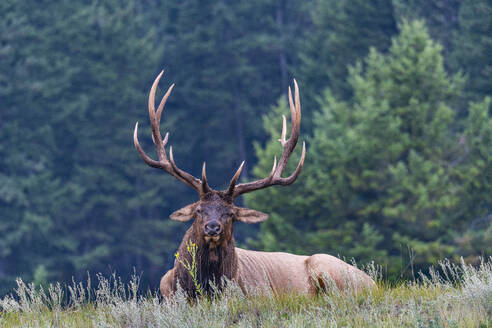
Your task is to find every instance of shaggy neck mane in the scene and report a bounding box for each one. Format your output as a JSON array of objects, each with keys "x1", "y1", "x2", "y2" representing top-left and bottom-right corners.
[{"x1": 174, "y1": 226, "x2": 238, "y2": 297}]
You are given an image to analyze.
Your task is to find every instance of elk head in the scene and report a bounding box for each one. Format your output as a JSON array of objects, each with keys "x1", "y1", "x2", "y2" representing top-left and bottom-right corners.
[{"x1": 134, "y1": 70, "x2": 305, "y2": 247}]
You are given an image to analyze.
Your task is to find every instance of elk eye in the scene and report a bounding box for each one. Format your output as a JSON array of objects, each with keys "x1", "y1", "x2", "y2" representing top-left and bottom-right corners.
[{"x1": 196, "y1": 209, "x2": 202, "y2": 215}]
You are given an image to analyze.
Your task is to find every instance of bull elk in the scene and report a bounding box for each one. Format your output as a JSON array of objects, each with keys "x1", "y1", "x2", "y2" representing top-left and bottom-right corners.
[{"x1": 134, "y1": 71, "x2": 375, "y2": 297}]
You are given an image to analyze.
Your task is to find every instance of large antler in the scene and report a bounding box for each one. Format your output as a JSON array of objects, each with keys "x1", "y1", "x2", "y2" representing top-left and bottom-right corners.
[
  {"x1": 226, "y1": 80, "x2": 306, "y2": 198},
  {"x1": 134, "y1": 71, "x2": 211, "y2": 196}
]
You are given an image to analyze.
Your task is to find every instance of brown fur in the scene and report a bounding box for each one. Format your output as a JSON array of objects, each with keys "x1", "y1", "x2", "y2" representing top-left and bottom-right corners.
[
  {"x1": 161, "y1": 245, "x2": 375, "y2": 297},
  {"x1": 160, "y1": 192, "x2": 375, "y2": 298},
  {"x1": 171, "y1": 224, "x2": 238, "y2": 298}
]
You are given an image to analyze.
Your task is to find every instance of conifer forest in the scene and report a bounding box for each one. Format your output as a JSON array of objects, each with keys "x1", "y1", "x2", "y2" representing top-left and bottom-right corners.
[{"x1": 1, "y1": 0, "x2": 491, "y2": 296}]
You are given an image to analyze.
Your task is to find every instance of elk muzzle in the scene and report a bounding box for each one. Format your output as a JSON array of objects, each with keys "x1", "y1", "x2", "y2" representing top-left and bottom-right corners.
[{"x1": 204, "y1": 220, "x2": 221, "y2": 236}]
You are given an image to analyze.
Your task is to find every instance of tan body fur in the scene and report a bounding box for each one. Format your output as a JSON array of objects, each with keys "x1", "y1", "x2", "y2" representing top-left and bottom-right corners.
[{"x1": 160, "y1": 247, "x2": 375, "y2": 297}]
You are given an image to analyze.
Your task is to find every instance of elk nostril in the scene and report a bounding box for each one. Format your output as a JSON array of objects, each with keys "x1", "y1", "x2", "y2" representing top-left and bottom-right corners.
[{"x1": 205, "y1": 222, "x2": 220, "y2": 236}]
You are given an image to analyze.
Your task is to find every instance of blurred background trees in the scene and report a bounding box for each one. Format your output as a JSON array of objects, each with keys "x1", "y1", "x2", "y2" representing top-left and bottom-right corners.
[{"x1": 0, "y1": 0, "x2": 491, "y2": 293}]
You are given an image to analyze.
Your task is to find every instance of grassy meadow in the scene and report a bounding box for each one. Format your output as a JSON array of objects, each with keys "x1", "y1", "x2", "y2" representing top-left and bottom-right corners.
[{"x1": 0, "y1": 259, "x2": 491, "y2": 327}]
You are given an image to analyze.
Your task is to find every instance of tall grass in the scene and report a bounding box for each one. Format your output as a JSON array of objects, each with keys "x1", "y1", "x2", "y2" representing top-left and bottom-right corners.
[{"x1": 1, "y1": 258, "x2": 491, "y2": 327}]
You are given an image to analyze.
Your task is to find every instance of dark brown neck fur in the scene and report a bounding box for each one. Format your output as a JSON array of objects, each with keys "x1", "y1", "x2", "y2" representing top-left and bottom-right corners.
[{"x1": 173, "y1": 225, "x2": 238, "y2": 297}]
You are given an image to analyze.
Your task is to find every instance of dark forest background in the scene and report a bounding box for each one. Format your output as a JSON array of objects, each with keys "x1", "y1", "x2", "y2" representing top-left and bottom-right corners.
[{"x1": 1, "y1": 0, "x2": 491, "y2": 294}]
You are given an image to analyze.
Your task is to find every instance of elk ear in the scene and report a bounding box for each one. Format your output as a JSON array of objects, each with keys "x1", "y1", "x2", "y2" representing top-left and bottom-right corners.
[
  {"x1": 170, "y1": 202, "x2": 198, "y2": 222},
  {"x1": 235, "y1": 207, "x2": 269, "y2": 224}
]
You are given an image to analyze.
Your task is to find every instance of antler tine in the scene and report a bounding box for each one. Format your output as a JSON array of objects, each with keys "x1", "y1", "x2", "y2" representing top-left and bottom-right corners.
[
  {"x1": 162, "y1": 132, "x2": 169, "y2": 146},
  {"x1": 294, "y1": 79, "x2": 301, "y2": 119},
  {"x1": 230, "y1": 80, "x2": 305, "y2": 198},
  {"x1": 279, "y1": 141, "x2": 305, "y2": 185},
  {"x1": 201, "y1": 162, "x2": 211, "y2": 194},
  {"x1": 135, "y1": 71, "x2": 204, "y2": 194},
  {"x1": 226, "y1": 161, "x2": 245, "y2": 196},
  {"x1": 148, "y1": 70, "x2": 166, "y2": 161},
  {"x1": 275, "y1": 81, "x2": 300, "y2": 176},
  {"x1": 270, "y1": 156, "x2": 277, "y2": 177},
  {"x1": 156, "y1": 84, "x2": 175, "y2": 125}
]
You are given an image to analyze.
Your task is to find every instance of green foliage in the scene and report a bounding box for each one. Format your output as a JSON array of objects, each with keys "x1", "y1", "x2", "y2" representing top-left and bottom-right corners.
[
  {"x1": 453, "y1": 98, "x2": 492, "y2": 264},
  {"x1": 32, "y1": 265, "x2": 48, "y2": 289},
  {"x1": 299, "y1": 0, "x2": 397, "y2": 123},
  {"x1": 0, "y1": 0, "x2": 72, "y2": 293},
  {"x1": 0, "y1": 0, "x2": 491, "y2": 294},
  {"x1": 158, "y1": 0, "x2": 308, "y2": 184},
  {"x1": 392, "y1": 0, "x2": 460, "y2": 55},
  {"x1": 248, "y1": 20, "x2": 490, "y2": 277},
  {"x1": 0, "y1": 0, "x2": 314, "y2": 294},
  {"x1": 461, "y1": 99, "x2": 492, "y2": 214},
  {"x1": 0, "y1": 0, "x2": 169, "y2": 289},
  {"x1": 453, "y1": 0, "x2": 492, "y2": 102}
]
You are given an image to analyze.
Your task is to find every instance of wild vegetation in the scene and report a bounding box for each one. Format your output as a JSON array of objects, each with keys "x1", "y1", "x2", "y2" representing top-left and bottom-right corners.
[
  {"x1": 1, "y1": 0, "x2": 491, "y2": 297},
  {"x1": 0, "y1": 258, "x2": 491, "y2": 327}
]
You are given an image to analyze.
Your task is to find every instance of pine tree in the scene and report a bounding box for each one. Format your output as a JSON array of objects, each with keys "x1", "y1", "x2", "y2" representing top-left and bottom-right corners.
[
  {"x1": 248, "y1": 21, "x2": 472, "y2": 277},
  {"x1": 453, "y1": 98, "x2": 492, "y2": 263}
]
